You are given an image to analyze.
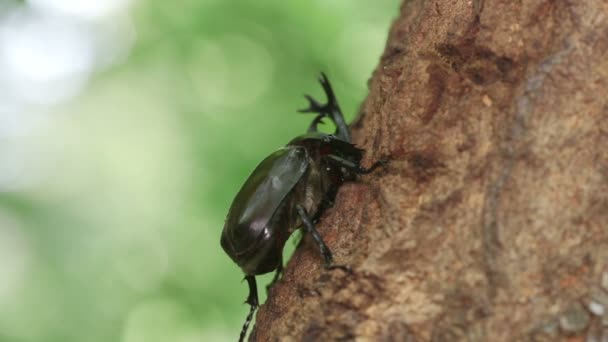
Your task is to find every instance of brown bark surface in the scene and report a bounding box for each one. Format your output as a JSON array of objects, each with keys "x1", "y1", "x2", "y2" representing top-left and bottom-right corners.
[{"x1": 253, "y1": 1, "x2": 608, "y2": 340}]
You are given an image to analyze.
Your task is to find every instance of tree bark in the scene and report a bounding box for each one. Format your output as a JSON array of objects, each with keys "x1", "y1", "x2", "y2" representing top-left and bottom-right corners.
[{"x1": 253, "y1": 0, "x2": 608, "y2": 340}]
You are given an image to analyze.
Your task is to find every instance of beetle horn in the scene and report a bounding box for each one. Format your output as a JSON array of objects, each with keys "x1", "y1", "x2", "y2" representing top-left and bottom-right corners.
[{"x1": 298, "y1": 94, "x2": 327, "y2": 114}]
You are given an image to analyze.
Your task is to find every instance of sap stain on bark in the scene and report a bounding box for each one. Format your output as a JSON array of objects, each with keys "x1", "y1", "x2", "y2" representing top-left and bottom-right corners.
[
  {"x1": 383, "y1": 320, "x2": 417, "y2": 342},
  {"x1": 431, "y1": 283, "x2": 493, "y2": 342},
  {"x1": 406, "y1": 150, "x2": 446, "y2": 184},
  {"x1": 435, "y1": 43, "x2": 517, "y2": 86},
  {"x1": 421, "y1": 40, "x2": 517, "y2": 124},
  {"x1": 302, "y1": 321, "x2": 324, "y2": 342},
  {"x1": 422, "y1": 63, "x2": 448, "y2": 124}
]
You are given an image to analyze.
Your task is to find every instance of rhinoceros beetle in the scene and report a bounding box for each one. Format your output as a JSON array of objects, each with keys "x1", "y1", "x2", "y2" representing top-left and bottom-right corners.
[{"x1": 220, "y1": 73, "x2": 383, "y2": 342}]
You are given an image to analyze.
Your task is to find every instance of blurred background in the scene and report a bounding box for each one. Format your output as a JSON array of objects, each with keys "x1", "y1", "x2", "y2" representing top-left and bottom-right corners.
[{"x1": 0, "y1": 0, "x2": 399, "y2": 341}]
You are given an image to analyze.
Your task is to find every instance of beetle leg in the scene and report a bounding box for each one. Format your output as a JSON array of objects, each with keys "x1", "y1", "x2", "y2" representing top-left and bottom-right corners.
[
  {"x1": 326, "y1": 154, "x2": 388, "y2": 175},
  {"x1": 312, "y1": 186, "x2": 338, "y2": 223},
  {"x1": 265, "y1": 258, "x2": 283, "y2": 294},
  {"x1": 296, "y1": 204, "x2": 350, "y2": 272},
  {"x1": 298, "y1": 73, "x2": 351, "y2": 143},
  {"x1": 239, "y1": 275, "x2": 258, "y2": 342}
]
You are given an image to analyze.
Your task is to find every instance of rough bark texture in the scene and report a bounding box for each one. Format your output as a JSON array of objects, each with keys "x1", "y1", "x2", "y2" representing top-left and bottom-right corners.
[{"x1": 253, "y1": 1, "x2": 608, "y2": 340}]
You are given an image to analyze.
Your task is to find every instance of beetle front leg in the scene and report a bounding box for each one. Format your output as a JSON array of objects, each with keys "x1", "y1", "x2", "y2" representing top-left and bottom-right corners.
[
  {"x1": 296, "y1": 204, "x2": 349, "y2": 272},
  {"x1": 239, "y1": 275, "x2": 258, "y2": 342},
  {"x1": 326, "y1": 154, "x2": 388, "y2": 175}
]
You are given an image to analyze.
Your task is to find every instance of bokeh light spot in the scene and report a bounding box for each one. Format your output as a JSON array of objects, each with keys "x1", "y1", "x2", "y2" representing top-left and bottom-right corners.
[
  {"x1": 0, "y1": 10, "x2": 94, "y2": 104},
  {"x1": 0, "y1": 211, "x2": 31, "y2": 305},
  {"x1": 28, "y1": 0, "x2": 131, "y2": 20},
  {"x1": 115, "y1": 233, "x2": 170, "y2": 293},
  {"x1": 123, "y1": 298, "x2": 231, "y2": 342},
  {"x1": 188, "y1": 34, "x2": 274, "y2": 112}
]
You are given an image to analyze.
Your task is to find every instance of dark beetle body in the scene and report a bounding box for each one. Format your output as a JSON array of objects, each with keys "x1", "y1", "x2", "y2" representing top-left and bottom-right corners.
[
  {"x1": 220, "y1": 74, "x2": 379, "y2": 342},
  {"x1": 221, "y1": 133, "x2": 362, "y2": 276}
]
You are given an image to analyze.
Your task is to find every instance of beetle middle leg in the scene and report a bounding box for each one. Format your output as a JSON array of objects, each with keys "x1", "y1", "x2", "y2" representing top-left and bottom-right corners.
[
  {"x1": 239, "y1": 275, "x2": 258, "y2": 342},
  {"x1": 296, "y1": 204, "x2": 349, "y2": 272}
]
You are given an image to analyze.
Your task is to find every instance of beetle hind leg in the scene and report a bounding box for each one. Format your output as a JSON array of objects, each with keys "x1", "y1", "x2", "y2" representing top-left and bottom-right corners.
[
  {"x1": 296, "y1": 204, "x2": 350, "y2": 273},
  {"x1": 265, "y1": 259, "x2": 283, "y2": 294},
  {"x1": 239, "y1": 276, "x2": 258, "y2": 342}
]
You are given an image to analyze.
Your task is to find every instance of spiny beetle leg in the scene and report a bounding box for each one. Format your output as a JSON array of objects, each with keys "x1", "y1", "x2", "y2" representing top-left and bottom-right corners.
[
  {"x1": 239, "y1": 276, "x2": 258, "y2": 342},
  {"x1": 327, "y1": 154, "x2": 388, "y2": 175},
  {"x1": 296, "y1": 204, "x2": 351, "y2": 273},
  {"x1": 265, "y1": 260, "x2": 283, "y2": 294}
]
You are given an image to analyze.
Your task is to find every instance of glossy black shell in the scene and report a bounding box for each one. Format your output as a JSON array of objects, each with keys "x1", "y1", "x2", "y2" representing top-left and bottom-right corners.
[
  {"x1": 220, "y1": 133, "x2": 362, "y2": 276},
  {"x1": 221, "y1": 146, "x2": 308, "y2": 274}
]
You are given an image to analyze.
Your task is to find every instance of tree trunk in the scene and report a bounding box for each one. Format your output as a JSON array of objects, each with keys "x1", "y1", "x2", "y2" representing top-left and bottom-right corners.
[{"x1": 252, "y1": 0, "x2": 608, "y2": 340}]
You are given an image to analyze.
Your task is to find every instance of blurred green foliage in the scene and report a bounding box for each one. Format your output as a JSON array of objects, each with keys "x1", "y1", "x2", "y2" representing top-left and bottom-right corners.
[{"x1": 0, "y1": 1, "x2": 399, "y2": 341}]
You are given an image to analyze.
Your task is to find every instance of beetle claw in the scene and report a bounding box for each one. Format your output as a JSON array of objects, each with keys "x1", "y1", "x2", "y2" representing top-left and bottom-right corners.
[{"x1": 359, "y1": 158, "x2": 390, "y2": 174}]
